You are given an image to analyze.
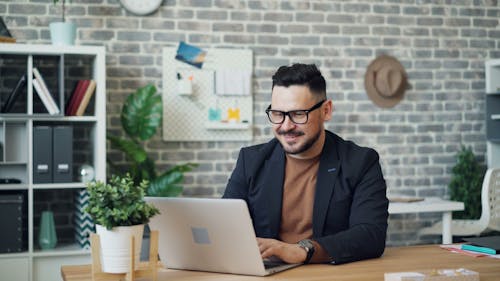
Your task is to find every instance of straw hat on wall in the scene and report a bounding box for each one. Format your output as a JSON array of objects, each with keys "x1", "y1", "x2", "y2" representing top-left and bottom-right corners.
[{"x1": 364, "y1": 55, "x2": 408, "y2": 108}]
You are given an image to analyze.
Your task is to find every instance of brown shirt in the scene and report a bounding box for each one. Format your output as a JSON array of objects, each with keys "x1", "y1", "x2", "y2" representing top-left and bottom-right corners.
[
  {"x1": 279, "y1": 154, "x2": 320, "y2": 243},
  {"x1": 279, "y1": 154, "x2": 331, "y2": 263}
]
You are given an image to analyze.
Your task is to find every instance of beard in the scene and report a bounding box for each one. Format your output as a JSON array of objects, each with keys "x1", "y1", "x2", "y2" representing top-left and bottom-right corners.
[{"x1": 277, "y1": 127, "x2": 322, "y2": 155}]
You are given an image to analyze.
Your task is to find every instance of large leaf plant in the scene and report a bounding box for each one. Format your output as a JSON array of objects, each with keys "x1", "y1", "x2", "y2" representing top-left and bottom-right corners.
[{"x1": 107, "y1": 84, "x2": 197, "y2": 197}]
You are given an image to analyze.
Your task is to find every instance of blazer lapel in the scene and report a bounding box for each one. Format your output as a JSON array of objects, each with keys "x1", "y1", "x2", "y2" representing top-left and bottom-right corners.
[
  {"x1": 312, "y1": 133, "x2": 340, "y2": 237},
  {"x1": 260, "y1": 145, "x2": 285, "y2": 238}
]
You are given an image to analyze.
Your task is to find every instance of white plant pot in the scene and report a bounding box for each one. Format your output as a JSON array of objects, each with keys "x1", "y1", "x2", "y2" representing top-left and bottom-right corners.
[
  {"x1": 95, "y1": 224, "x2": 144, "y2": 274},
  {"x1": 49, "y1": 22, "x2": 76, "y2": 46}
]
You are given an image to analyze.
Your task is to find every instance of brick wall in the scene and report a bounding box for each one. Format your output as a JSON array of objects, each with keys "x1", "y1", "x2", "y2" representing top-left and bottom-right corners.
[{"x1": 2, "y1": 0, "x2": 499, "y2": 246}]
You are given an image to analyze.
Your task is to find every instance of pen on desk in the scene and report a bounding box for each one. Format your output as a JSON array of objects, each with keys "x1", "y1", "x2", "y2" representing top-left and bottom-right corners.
[{"x1": 460, "y1": 244, "x2": 497, "y2": 255}]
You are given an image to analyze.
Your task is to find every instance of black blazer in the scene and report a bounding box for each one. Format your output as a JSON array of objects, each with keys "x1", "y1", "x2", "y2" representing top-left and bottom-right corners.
[{"x1": 223, "y1": 130, "x2": 389, "y2": 264}]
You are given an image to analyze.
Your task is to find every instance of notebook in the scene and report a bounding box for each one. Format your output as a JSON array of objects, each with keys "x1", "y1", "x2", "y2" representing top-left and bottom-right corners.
[
  {"x1": 462, "y1": 236, "x2": 500, "y2": 253},
  {"x1": 145, "y1": 197, "x2": 301, "y2": 276}
]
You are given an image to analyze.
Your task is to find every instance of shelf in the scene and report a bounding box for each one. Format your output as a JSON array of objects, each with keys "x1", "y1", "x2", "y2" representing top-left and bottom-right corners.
[
  {"x1": 33, "y1": 182, "x2": 86, "y2": 189},
  {"x1": 0, "y1": 42, "x2": 105, "y2": 281},
  {"x1": 205, "y1": 122, "x2": 251, "y2": 130},
  {"x1": 0, "y1": 184, "x2": 28, "y2": 190},
  {"x1": 0, "y1": 161, "x2": 27, "y2": 165},
  {"x1": 0, "y1": 114, "x2": 98, "y2": 122},
  {"x1": 491, "y1": 114, "x2": 500, "y2": 120},
  {"x1": 0, "y1": 252, "x2": 30, "y2": 259},
  {"x1": 32, "y1": 244, "x2": 89, "y2": 258}
]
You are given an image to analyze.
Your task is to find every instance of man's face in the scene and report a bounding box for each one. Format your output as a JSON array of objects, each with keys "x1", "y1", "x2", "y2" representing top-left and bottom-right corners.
[{"x1": 270, "y1": 85, "x2": 332, "y2": 158}]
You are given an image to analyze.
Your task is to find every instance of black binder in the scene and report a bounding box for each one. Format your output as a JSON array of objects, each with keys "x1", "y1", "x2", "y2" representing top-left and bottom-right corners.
[
  {"x1": 33, "y1": 126, "x2": 52, "y2": 183},
  {"x1": 0, "y1": 193, "x2": 24, "y2": 253},
  {"x1": 52, "y1": 126, "x2": 73, "y2": 183},
  {"x1": 1, "y1": 73, "x2": 26, "y2": 113}
]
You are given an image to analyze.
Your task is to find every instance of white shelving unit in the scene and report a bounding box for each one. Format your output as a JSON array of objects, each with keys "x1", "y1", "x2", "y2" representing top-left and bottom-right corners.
[
  {"x1": 0, "y1": 43, "x2": 106, "y2": 281},
  {"x1": 485, "y1": 59, "x2": 500, "y2": 168}
]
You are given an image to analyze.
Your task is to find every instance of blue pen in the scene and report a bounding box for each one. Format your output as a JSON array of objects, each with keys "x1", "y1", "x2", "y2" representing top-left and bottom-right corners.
[{"x1": 461, "y1": 244, "x2": 497, "y2": 255}]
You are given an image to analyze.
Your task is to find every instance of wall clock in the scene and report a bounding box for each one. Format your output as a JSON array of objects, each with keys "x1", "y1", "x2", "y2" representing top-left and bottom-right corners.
[{"x1": 120, "y1": 0, "x2": 163, "y2": 16}]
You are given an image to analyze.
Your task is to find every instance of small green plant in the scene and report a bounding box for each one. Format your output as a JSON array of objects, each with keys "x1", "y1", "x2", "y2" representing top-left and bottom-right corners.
[
  {"x1": 53, "y1": 0, "x2": 69, "y2": 22},
  {"x1": 107, "y1": 84, "x2": 197, "y2": 197},
  {"x1": 448, "y1": 146, "x2": 486, "y2": 219},
  {"x1": 85, "y1": 174, "x2": 160, "y2": 230}
]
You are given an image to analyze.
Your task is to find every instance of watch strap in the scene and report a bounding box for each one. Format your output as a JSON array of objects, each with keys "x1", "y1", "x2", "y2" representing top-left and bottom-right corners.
[{"x1": 298, "y1": 239, "x2": 315, "y2": 264}]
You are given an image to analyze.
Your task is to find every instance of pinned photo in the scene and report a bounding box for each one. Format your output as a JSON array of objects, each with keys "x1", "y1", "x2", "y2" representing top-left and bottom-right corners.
[{"x1": 175, "y1": 41, "x2": 206, "y2": 69}]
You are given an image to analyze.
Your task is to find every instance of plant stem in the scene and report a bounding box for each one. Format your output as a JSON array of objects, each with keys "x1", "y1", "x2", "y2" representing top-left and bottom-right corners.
[{"x1": 62, "y1": 0, "x2": 65, "y2": 22}]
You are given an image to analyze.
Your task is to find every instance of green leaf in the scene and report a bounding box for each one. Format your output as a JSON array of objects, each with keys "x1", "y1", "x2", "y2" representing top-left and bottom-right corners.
[
  {"x1": 107, "y1": 134, "x2": 147, "y2": 164},
  {"x1": 147, "y1": 172, "x2": 184, "y2": 197},
  {"x1": 145, "y1": 163, "x2": 197, "y2": 196},
  {"x1": 85, "y1": 174, "x2": 160, "y2": 229},
  {"x1": 448, "y1": 146, "x2": 485, "y2": 220},
  {"x1": 121, "y1": 84, "x2": 162, "y2": 141}
]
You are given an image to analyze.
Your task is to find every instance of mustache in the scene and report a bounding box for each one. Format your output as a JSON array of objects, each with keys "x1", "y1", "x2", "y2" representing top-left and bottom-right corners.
[{"x1": 277, "y1": 130, "x2": 304, "y2": 137}]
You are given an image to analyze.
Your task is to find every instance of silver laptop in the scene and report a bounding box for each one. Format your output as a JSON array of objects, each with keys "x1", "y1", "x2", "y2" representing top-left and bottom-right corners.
[{"x1": 145, "y1": 197, "x2": 301, "y2": 276}]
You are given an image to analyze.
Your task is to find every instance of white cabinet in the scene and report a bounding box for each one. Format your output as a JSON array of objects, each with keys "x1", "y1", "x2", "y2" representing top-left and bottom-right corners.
[
  {"x1": 485, "y1": 59, "x2": 500, "y2": 168},
  {"x1": 0, "y1": 43, "x2": 106, "y2": 281}
]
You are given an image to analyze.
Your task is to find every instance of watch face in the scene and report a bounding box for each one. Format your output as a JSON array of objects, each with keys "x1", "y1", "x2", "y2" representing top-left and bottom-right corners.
[
  {"x1": 120, "y1": 0, "x2": 162, "y2": 16},
  {"x1": 299, "y1": 239, "x2": 314, "y2": 251}
]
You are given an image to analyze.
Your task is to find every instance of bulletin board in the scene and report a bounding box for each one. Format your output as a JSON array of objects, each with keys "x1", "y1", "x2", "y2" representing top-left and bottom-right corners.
[{"x1": 162, "y1": 47, "x2": 253, "y2": 141}]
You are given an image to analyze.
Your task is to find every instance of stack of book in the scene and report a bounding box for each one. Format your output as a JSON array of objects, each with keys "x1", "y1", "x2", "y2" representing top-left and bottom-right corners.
[
  {"x1": 65, "y1": 79, "x2": 97, "y2": 116},
  {"x1": 33, "y1": 67, "x2": 60, "y2": 115},
  {"x1": 460, "y1": 236, "x2": 500, "y2": 255},
  {"x1": 0, "y1": 67, "x2": 96, "y2": 116}
]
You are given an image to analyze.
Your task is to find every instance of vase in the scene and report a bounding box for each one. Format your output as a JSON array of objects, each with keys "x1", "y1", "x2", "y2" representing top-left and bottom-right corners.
[
  {"x1": 38, "y1": 211, "x2": 57, "y2": 250},
  {"x1": 74, "y1": 189, "x2": 94, "y2": 249},
  {"x1": 49, "y1": 22, "x2": 76, "y2": 46},
  {"x1": 95, "y1": 224, "x2": 144, "y2": 273}
]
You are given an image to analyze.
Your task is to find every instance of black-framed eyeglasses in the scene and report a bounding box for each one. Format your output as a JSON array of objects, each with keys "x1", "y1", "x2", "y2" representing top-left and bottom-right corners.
[{"x1": 265, "y1": 100, "x2": 326, "y2": 124}]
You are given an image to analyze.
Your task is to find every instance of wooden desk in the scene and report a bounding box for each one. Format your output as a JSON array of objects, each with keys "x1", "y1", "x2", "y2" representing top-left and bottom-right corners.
[
  {"x1": 389, "y1": 198, "x2": 464, "y2": 244},
  {"x1": 61, "y1": 245, "x2": 499, "y2": 281}
]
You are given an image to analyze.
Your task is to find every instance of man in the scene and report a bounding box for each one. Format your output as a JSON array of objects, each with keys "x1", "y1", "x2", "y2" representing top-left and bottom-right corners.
[{"x1": 223, "y1": 63, "x2": 388, "y2": 265}]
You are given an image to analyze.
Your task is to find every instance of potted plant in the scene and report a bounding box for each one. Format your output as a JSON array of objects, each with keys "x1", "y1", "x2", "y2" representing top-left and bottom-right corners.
[
  {"x1": 50, "y1": 0, "x2": 76, "y2": 45},
  {"x1": 85, "y1": 174, "x2": 159, "y2": 273},
  {"x1": 107, "y1": 84, "x2": 196, "y2": 260},
  {"x1": 448, "y1": 146, "x2": 485, "y2": 219},
  {"x1": 107, "y1": 84, "x2": 197, "y2": 197}
]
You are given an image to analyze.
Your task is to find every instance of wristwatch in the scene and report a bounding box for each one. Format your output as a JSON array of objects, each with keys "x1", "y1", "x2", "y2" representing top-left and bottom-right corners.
[{"x1": 298, "y1": 239, "x2": 315, "y2": 264}]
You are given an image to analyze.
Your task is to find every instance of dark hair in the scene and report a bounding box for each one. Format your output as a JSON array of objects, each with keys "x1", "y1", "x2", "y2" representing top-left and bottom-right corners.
[{"x1": 271, "y1": 63, "x2": 326, "y2": 98}]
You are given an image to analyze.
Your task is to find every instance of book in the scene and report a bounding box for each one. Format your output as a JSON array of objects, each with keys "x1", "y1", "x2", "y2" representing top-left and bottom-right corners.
[
  {"x1": 462, "y1": 235, "x2": 500, "y2": 249},
  {"x1": 65, "y1": 80, "x2": 88, "y2": 116},
  {"x1": 32, "y1": 67, "x2": 60, "y2": 114},
  {"x1": 74, "y1": 80, "x2": 96, "y2": 116},
  {"x1": 460, "y1": 244, "x2": 497, "y2": 255},
  {"x1": 1, "y1": 73, "x2": 26, "y2": 113},
  {"x1": 33, "y1": 78, "x2": 59, "y2": 115},
  {"x1": 461, "y1": 236, "x2": 500, "y2": 255}
]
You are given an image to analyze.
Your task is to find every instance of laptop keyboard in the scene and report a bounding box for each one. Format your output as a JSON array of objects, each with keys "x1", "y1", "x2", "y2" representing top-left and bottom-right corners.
[{"x1": 263, "y1": 260, "x2": 287, "y2": 269}]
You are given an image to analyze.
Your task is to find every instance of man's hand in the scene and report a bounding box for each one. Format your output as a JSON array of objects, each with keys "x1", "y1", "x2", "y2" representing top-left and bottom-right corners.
[{"x1": 256, "y1": 237, "x2": 306, "y2": 264}]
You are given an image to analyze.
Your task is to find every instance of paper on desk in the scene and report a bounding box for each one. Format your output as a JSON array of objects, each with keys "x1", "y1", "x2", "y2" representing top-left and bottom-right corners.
[
  {"x1": 385, "y1": 268, "x2": 479, "y2": 281},
  {"x1": 440, "y1": 244, "x2": 487, "y2": 257},
  {"x1": 384, "y1": 271, "x2": 424, "y2": 281},
  {"x1": 440, "y1": 244, "x2": 500, "y2": 259}
]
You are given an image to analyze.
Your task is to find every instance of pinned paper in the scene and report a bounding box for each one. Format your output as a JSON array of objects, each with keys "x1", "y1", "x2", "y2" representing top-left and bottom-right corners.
[{"x1": 215, "y1": 69, "x2": 251, "y2": 96}]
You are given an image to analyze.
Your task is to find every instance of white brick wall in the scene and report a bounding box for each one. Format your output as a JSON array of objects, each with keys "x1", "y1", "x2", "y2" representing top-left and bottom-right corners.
[{"x1": 2, "y1": 0, "x2": 499, "y2": 245}]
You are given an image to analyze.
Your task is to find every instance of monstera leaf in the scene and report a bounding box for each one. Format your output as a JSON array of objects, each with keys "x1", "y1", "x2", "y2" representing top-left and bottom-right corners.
[
  {"x1": 147, "y1": 163, "x2": 198, "y2": 197},
  {"x1": 121, "y1": 84, "x2": 162, "y2": 141},
  {"x1": 106, "y1": 135, "x2": 147, "y2": 164},
  {"x1": 107, "y1": 84, "x2": 197, "y2": 197}
]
